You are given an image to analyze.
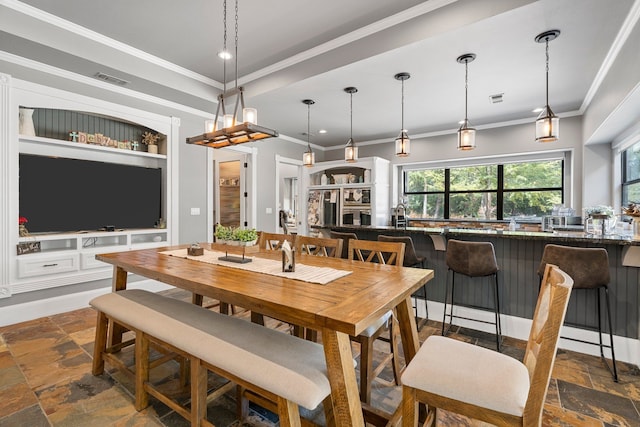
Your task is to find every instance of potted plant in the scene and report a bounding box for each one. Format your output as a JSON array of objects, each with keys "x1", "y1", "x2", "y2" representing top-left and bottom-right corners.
[
  {"x1": 622, "y1": 202, "x2": 640, "y2": 238},
  {"x1": 141, "y1": 131, "x2": 159, "y2": 154},
  {"x1": 214, "y1": 225, "x2": 233, "y2": 244},
  {"x1": 19, "y1": 216, "x2": 29, "y2": 237},
  {"x1": 232, "y1": 228, "x2": 258, "y2": 246}
]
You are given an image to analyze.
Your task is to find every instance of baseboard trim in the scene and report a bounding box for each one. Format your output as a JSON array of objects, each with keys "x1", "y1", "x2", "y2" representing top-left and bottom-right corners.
[
  {"x1": 419, "y1": 300, "x2": 639, "y2": 367},
  {"x1": 0, "y1": 279, "x2": 173, "y2": 327}
]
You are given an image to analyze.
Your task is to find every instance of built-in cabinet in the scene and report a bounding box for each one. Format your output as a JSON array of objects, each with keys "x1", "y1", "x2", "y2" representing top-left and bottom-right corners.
[
  {"x1": 303, "y1": 157, "x2": 390, "y2": 231},
  {"x1": 1, "y1": 76, "x2": 178, "y2": 298}
]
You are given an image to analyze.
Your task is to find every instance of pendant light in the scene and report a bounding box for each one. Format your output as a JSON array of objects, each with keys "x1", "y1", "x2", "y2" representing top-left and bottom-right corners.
[
  {"x1": 302, "y1": 99, "x2": 315, "y2": 167},
  {"x1": 344, "y1": 87, "x2": 358, "y2": 163},
  {"x1": 187, "y1": 0, "x2": 278, "y2": 149},
  {"x1": 394, "y1": 72, "x2": 411, "y2": 157},
  {"x1": 535, "y1": 29, "x2": 561, "y2": 143},
  {"x1": 457, "y1": 53, "x2": 476, "y2": 150}
]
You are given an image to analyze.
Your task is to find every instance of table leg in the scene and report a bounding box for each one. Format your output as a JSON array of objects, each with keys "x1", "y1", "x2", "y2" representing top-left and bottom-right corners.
[
  {"x1": 395, "y1": 296, "x2": 420, "y2": 363},
  {"x1": 108, "y1": 266, "x2": 129, "y2": 347},
  {"x1": 321, "y1": 329, "x2": 365, "y2": 427}
]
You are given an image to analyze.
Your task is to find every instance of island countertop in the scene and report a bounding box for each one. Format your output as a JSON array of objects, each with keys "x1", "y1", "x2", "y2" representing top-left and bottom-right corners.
[{"x1": 327, "y1": 224, "x2": 640, "y2": 246}]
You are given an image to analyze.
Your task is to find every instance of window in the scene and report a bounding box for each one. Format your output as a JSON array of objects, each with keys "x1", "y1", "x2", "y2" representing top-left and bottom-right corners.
[
  {"x1": 622, "y1": 141, "x2": 640, "y2": 206},
  {"x1": 404, "y1": 159, "x2": 563, "y2": 220}
]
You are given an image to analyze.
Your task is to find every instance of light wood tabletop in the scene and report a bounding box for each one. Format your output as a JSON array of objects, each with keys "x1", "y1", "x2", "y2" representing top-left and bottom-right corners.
[{"x1": 96, "y1": 243, "x2": 434, "y2": 427}]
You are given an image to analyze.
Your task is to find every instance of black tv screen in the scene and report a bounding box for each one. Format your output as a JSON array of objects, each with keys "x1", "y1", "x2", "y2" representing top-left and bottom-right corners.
[{"x1": 19, "y1": 154, "x2": 162, "y2": 233}]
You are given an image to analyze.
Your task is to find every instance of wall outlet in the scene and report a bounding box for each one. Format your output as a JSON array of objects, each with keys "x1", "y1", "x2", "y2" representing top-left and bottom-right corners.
[
  {"x1": 190, "y1": 207, "x2": 201, "y2": 215},
  {"x1": 266, "y1": 207, "x2": 273, "y2": 214}
]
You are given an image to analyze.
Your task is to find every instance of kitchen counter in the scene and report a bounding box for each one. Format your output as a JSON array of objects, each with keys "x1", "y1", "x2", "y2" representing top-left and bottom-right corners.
[{"x1": 324, "y1": 224, "x2": 640, "y2": 365}]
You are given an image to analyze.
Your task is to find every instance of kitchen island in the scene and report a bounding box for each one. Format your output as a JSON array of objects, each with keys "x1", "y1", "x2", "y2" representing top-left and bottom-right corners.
[{"x1": 325, "y1": 224, "x2": 640, "y2": 366}]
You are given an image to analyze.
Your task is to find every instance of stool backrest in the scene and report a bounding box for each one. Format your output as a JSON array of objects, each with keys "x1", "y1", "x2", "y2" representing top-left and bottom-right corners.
[
  {"x1": 347, "y1": 239, "x2": 405, "y2": 266},
  {"x1": 258, "y1": 232, "x2": 294, "y2": 250},
  {"x1": 329, "y1": 231, "x2": 358, "y2": 259},
  {"x1": 537, "y1": 244, "x2": 610, "y2": 289},
  {"x1": 378, "y1": 235, "x2": 422, "y2": 267},
  {"x1": 523, "y1": 264, "x2": 573, "y2": 422},
  {"x1": 294, "y1": 235, "x2": 343, "y2": 258},
  {"x1": 445, "y1": 239, "x2": 498, "y2": 277}
]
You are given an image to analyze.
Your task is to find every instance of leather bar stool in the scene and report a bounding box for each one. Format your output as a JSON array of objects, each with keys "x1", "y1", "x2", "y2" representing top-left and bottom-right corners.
[
  {"x1": 443, "y1": 239, "x2": 502, "y2": 352},
  {"x1": 329, "y1": 231, "x2": 358, "y2": 259},
  {"x1": 537, "y1": 244, "x2": 618, "y2": 381},
  {"x1": 378, "y1": 235, "x2": 429, "y2": 329}
]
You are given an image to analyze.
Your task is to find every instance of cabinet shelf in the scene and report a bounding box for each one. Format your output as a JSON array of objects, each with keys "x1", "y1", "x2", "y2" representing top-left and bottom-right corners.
[{"x1": 19, "y1": 135, "x2": 167, "y2": 159}]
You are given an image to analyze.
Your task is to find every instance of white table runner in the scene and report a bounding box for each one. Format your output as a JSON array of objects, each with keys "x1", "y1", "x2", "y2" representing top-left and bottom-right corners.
[{"x1": 160, "y1": 249, "x2": 352, "y2": 285}]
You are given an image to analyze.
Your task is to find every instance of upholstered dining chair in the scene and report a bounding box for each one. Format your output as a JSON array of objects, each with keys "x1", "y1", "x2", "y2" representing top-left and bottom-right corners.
[
  {"x1": 401, "y1": 264, "x2": 573, "y2": 427},
  {"x1": 329, "y1": 230, "x2": 358, "y2": 259},
  {"x1": 347, "y1": 238, "x2": 406, "y2": 404},
  {"x1": 537, "y1": 244, "x2": 618, "y2": 381},
  {"x1": 294, "y1": 235, "x2": 343, "y2": 258},
  {"x1": 378, "y1": 235, "x2": 429, "y2": 329}
]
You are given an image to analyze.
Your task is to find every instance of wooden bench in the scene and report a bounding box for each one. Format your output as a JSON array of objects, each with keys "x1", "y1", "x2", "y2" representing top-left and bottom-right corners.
[{"x1": 90, "y1": 289, "x2": 333, "y2": 427}]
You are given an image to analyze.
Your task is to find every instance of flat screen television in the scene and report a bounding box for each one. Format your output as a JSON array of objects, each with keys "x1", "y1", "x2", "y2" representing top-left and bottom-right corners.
[{"x1": 19, "y1": 154, "x2": 162, "y2": 233}]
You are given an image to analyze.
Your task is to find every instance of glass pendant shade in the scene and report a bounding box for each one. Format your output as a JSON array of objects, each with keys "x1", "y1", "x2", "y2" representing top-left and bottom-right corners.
[
  {"x1": 303, "y1": 149, "x2": 315, "y2": 167},
  {"x1": 457, "y1": 120, "x2": 476, "y2": 150},
  {"x1": 345, "y1": 139, "x2": 358, "y2": 163},
  {"x1": 535, "y1": 106, "x2": 559, "y2": 142},
  {"x1": 223, "y1": 113, "x2": 235, "y2": 129},
  {"x1": 395, "y1": 130, "x2": 410, "y2": 157},
  {"x1": 242, "y1": 107, "x2": 257, "y2": 124},
  {"x1": 205, "y1": 119, "x2": 216, "y2": 133}
]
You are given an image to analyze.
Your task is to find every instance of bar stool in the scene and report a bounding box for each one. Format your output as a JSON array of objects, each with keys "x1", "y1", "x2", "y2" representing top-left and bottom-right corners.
[
  {"x1": 537, "y1": 244, "x2": 618, "y2": 381},
  {"x1": 378, "y1": 235, "x2": 429, "y2": 329},
  {"x1": 329, "y1": 231, "x2": 358, "y2": 259},
  {"x1": 443, "y1": 239, "x2": 502, "y2": 352}
]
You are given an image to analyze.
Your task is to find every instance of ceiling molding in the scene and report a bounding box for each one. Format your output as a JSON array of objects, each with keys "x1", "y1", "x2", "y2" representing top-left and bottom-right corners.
[
  {"x1": 580, "y1": 0, "x2": 640, "y2": 113},
  {"x1": 239, "y1": 0, "x2": 458, "y2": 86},
  {"x1": 0, "y1": 49, "x2": 215, "y2": 118},
  {"x1": 1, "y1": 0, "x2": 222, "y2": 89}
]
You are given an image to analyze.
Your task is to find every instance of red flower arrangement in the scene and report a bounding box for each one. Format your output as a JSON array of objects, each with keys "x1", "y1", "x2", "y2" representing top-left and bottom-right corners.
[{"x1": 19, "y1": 216, "x2": 28, "y2": 225}]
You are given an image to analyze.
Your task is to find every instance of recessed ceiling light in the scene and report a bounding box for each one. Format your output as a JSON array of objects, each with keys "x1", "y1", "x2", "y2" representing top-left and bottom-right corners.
[
  {"x1": 532, "y1": 107, "x2": 544, "y2": 113},
  {"x1": 318, "y1": 129, "x2": 327, "y2": 134},
  {"x1": 218, "y1": 50, "x2": 232, "y2": 60}
]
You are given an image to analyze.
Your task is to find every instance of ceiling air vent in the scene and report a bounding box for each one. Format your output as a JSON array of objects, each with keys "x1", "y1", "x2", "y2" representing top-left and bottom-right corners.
[
  {"x1": 93, "y1": 72, "x2": 129, "y2": 86},
  {"x1": 489, "y1": 93, "x2": 504, "y2": 104}
]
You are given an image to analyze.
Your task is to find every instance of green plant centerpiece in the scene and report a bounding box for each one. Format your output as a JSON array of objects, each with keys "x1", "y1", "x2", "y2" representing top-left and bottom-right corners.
[{"x1": 215, "y1": 226, "x2": 258, "y2": 246}]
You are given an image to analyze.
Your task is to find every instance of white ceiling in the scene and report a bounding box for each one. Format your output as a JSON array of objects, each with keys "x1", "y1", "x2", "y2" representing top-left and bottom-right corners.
[{"x1": 0, "y1": 0, "x2": 636, "y2": 148}]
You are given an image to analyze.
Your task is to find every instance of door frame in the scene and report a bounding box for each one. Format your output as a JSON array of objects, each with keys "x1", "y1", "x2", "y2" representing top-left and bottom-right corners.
[
  {"x1": 275, "y1": 155, "x2": 304, "y2": 235},
  {"x1": 207, "y1": 145, "x2": 257, "y2": 242}
]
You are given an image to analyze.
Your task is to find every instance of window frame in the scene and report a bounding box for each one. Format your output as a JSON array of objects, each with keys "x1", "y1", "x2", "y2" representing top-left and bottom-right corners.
[
  {"x1": 622, "y1": 141, "x2": 640, "y2": 206},
  {"x1": 403, "y1": 159, "x2": 565, "y2": 220}
]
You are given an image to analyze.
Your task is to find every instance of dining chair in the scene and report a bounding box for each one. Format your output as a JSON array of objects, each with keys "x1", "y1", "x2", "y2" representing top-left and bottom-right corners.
[
  {"x1": 401, "y1": 264, "x2": 573, "y2": 427},
  {"x1": 258, "y1": 231, "x2": 295, "y2": 250},
  {"x1": 294, "y1": 235, "x2": 343, "y2": 258},
  {"x1": 329, "y1": 230, "x2": 358, "y2": 259},
  {"x1": 378, "y1": 235, "x2": 429, "y2": 329},
  {"x1": 292, "y1": 235, "x2": 344, "y2": 341},
  {"x1": 537, "y1": 244, "x2": 618, "y2": 381},
  {"x1": 347, "y1": 238, "x2": 406, "y2": 404}
]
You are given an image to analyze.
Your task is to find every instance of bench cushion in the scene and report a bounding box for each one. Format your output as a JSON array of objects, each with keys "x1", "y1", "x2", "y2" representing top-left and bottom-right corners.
[{"x1": 90, "y1": 289, "x2": 331, "y2": 410}]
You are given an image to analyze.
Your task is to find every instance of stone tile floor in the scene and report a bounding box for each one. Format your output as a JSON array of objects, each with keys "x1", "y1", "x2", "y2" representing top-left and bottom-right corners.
[{"x1": 0, "y1": 289, "x2": 639, "y2": 426}]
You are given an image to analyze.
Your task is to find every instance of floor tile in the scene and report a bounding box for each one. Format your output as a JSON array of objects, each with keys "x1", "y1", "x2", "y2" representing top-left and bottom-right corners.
[
  {"x1": 0, "y1": 404, "x2": 50, "y2": 427},
  {"x1": 0, "y1": 382, "x2": 39, "y2": 418}
]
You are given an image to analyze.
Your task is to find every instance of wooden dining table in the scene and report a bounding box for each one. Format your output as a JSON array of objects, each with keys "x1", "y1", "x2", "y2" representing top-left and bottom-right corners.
[{"x1": 96, "y1": 243, "x2": 434, "y2": 427}]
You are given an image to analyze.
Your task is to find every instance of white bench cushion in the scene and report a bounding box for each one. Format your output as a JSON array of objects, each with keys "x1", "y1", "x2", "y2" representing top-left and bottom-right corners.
[
  {"x1": 90, "y1": 289, "x2": 331, "y2": 410},
  {"x1": 401, "y1": 335, "x2": 530, "y2": 417}
]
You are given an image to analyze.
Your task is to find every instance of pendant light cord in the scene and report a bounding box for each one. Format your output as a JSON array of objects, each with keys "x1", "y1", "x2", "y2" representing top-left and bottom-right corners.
[
  {"x1": 545, "y1": 38, "x2": 550, "y2": 107},
  {"x1": 401, "y1": 78, "x2": 405, "y2": 131},
  {"x1": 464, "y1": 60, "x2": 469, "y2": 121},
  {"x1": 222, "y1": 0, "x2": 227, "y2": 95},
  {"x1": 307, "y1": 102, "x2": 311, "y2": 148},
  {"x1": 350, "y1": 91, "x2": 353, "y2": 141},
  {"x1": 234, "y1": 0, "x2": 239, "y2": 89}
]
